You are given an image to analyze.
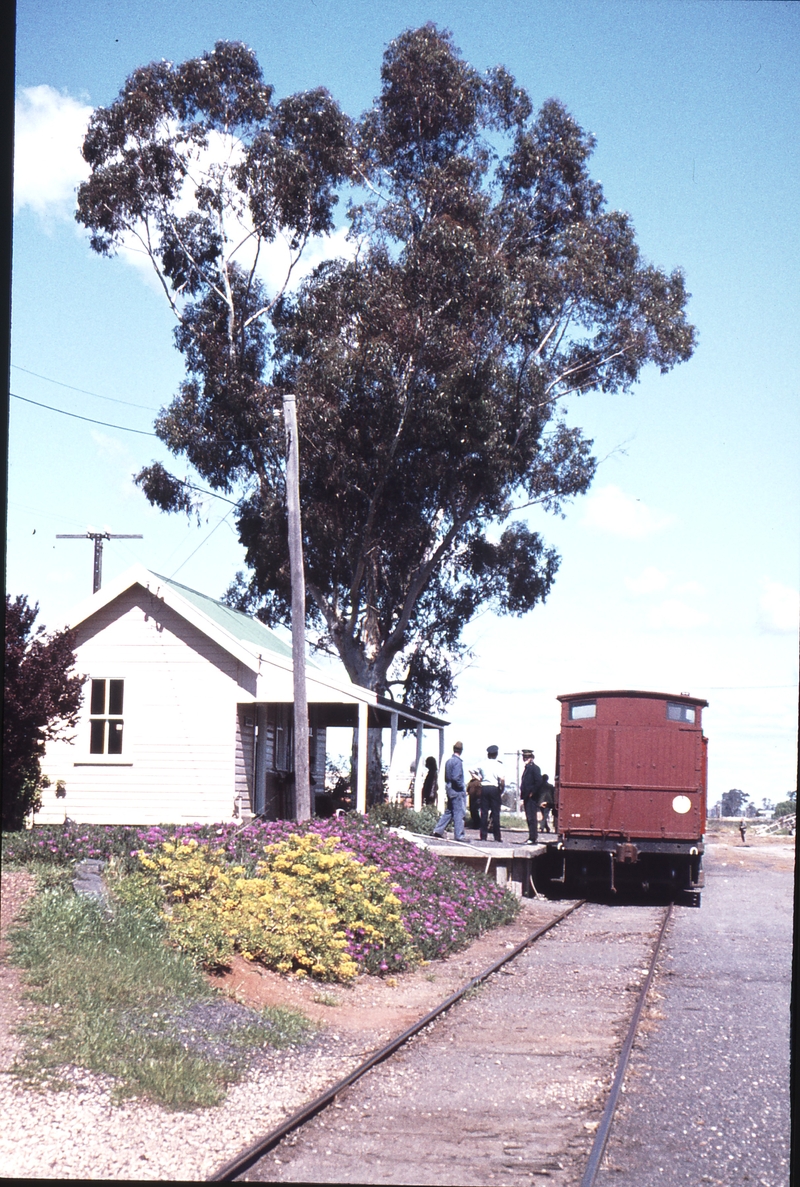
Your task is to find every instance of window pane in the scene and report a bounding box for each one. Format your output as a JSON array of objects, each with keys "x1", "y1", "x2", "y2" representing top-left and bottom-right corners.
[
  {"x1": 570, "y1": 702, "x2": 596, "y2": 720},
  {"x1": 90, "y1": 719, "x2": 106, "y2": 753},
  {"x1": 90, "y1": 679, "x2": 106, "y2": 716},
  {"x1": 667, "y1": 703, "x2": 695, "y2": 723},
  {"x1": 108, "y1": 720, "x2": 124, "y2": 755},
  {"x1": 108, "y1": 680, "x2": 124, "y2": 716}
]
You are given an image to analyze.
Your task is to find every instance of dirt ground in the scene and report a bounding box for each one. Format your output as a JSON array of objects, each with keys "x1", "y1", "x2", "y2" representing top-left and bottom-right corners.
[
  {"x1": 704, "y1": 828, "x2": 796, "y2": 873},
  {"x1": 206, "y1": 901, "x2": 558, "y2": 1037},
  {"x1": 1, "y1": 833, "x2": 792, "y2": 1183}
]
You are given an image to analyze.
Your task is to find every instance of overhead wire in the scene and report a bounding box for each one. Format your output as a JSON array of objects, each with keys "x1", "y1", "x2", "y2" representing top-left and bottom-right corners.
[
  {"x1": 11, "y1": 364, "x2": 160, "y2": 411},
  {"x1": 11, "y1": 392, "x2": 275, "y2": 453},
  {"x1": 170, "y1": 508, "x2": 237, "y2": 578},
  {"x1": 11, "y1": 392, "x2": 158, "y2": 436},
  {"x1": 11, "y1": 374, "x2": 250, "y2": 583},
  {"x1": 11, "y1": 392, "x2": 247, "y2": 508}
]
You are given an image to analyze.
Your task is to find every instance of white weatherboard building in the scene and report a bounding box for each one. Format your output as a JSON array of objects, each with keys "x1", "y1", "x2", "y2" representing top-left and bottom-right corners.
[{"x1": 37, "y1": 566, "x2": 446, "y2": 826}]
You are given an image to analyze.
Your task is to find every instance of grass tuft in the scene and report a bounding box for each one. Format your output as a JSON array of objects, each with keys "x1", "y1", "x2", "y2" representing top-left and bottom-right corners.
[
  {"x1": 311, "y1": 992, "x2": 341, "y2": 1007},
  {"x1": 7, "y1": 885, "x2": 313, "y2": 1109}
]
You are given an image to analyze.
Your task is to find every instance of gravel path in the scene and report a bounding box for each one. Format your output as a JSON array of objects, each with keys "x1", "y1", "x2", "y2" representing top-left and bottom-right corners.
[
  {"x1": 594, "y1": 837, "x2": 794, "y2": 1187},
  {"x1": 0, "y1": 1033, "x2": 374, "y2": 1180}
]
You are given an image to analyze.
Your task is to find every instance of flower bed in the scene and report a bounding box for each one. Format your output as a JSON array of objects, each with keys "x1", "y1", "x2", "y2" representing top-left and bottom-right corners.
[{"x1": 3, "y1": 817, "x2": 519, "y2": 976}]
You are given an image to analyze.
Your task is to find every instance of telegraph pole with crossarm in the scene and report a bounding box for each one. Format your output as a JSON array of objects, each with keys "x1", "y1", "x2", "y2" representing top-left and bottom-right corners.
[{"x1": 55, "y1": 532, "x2": 143, "y2": 593}]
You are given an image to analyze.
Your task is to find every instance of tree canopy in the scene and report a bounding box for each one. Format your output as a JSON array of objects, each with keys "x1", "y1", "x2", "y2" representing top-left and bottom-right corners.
[
  {"x1": 720, "y1": 788, "x2": 750, "y2": 818},
  {"x1": 3, "y1": 596, "x2": 84, "y2": 829},
  {"x1": 77, "y1": 26, "x2": 695, "y2": 717}
]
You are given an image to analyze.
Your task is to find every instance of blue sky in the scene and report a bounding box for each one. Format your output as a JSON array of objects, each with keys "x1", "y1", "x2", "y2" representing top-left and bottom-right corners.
[{"x1": 10, "y1": 0, "x2": 799, "y2": 806}]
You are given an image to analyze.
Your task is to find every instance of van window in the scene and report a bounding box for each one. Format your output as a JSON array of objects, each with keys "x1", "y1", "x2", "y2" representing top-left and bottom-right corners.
[
  {"x1": 570, "y1": 702, "x2": 596, "y2": 720},
  {"x1": 666, "y1": 702, "x2": 695, "y2": 723}
]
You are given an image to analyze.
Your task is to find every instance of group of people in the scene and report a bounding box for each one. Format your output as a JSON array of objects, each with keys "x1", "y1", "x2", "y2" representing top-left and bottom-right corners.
[{"x1": 430, "y1": 742, "x2": 555, "y2": 845}]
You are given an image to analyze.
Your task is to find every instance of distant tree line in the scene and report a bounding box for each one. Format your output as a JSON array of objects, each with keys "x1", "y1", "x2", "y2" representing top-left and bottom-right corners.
[{"x1": 710, "y1": 788, "x2": 795, "y2": 819}]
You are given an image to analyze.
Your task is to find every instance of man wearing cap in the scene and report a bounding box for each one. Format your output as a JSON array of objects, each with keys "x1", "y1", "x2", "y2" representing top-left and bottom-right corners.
[
  {"x1": 478, "y1": 745, "x2": 505, "y2": 842},
  {"x1": 433, "y1": 742, "x2": 467, "y2": 842},
  {"x1": 520, "y1": 749, "x2": 544, "y2": 845}
]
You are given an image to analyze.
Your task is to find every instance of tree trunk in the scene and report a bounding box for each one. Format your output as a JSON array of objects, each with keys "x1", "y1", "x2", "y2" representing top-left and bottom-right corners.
[
  {"x1": 367, "y1": 726, "x2": 385, "y2": 807},
  {"x1": 350, "y1": 725, "x2": 386, "y2": 809}
]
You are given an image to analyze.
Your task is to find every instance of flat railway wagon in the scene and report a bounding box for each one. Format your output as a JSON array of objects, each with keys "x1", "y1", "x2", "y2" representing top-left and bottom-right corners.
[{"x1": 551, "y1": 689, "x2": 708, "y2": 902}]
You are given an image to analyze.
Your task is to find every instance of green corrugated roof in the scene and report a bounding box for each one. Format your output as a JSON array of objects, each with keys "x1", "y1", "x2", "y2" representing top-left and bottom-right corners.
[{"x1": 153, "y1": 573, "x2": 309, "y2": 664}]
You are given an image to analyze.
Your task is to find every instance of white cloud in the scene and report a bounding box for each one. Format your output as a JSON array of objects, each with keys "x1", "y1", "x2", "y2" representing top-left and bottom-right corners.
[
  {"x1": 759, "y1": 579, "x2": 800, "y2": 634},
  {"x1": 85, "y1": 123, "x2": 356, "y2": 296},
  {"x1": 253, "y1": 224, "x2": 356, "y2": 296},
  {"x1": 625, "y1": 565, "x2": 669, "y2": 595},
  {"x1": 648, "y1": 599, "x2": 710, "y2": 630},
  {"x1": 582, "y1": 484, "x2": 675, "y2": 538},
  {"x1": 14, "y1": 86, "x2": 92, "y2": 217}
]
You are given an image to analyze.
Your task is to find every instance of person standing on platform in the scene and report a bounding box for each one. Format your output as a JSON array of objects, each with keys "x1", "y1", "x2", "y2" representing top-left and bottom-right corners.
[
  {"x1": 520, "y1": 749, "x2": 544, "y2": 845},
  {"x1": 421, "y1": 756, "x2": 438, "y2": 807},
  {"x1": 466, "y1": 772, "x2": 483, "y2": 829},
  {"x1": 433, "y1": 742, "x2": 466, "y2": 842},
  {"x1": 478, "y1": 745, "x2": 505, "y2": 842},
  {"x1": 538, "y1": 773, "x2": 554, "y2": 832}
]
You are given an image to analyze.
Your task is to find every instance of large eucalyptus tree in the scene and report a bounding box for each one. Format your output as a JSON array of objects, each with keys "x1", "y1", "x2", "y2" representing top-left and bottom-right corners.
[{"x1": 77, "y1": 27, "x2": 695, "y2": 800}]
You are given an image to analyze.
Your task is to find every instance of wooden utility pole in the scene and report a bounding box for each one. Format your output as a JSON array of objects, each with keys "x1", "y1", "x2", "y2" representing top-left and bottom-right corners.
[
  {"x1": 55, "y1": 531, "x2": 143, "y2": 592},
  {"x1": 282, "y1": 392, "x2": 311, "y2": 821}
]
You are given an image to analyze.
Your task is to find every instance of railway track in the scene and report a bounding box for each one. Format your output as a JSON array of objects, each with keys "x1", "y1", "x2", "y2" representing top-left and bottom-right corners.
[{"x1": 208, "y1": 899, "x2": 673, "y2": 1185}]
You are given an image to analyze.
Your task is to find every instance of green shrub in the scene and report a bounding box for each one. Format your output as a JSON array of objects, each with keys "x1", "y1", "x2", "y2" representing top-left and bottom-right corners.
[{"x1": 368, "y1": 802, "x2": 439, "y2": 834}]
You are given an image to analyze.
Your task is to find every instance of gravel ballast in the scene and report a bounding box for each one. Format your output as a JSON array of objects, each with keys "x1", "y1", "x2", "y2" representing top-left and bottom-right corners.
[{"x1": 0, "y1": 1035, "x2": 368, "y2": 1181}]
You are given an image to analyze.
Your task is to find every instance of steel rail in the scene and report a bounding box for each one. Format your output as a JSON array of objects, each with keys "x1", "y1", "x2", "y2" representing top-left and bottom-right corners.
[
  {"x1": 580, "y1": 903, "x2": 673, "y2": 1187},
  {"x1": 207, "y1": 898, "x2": 587, "y2": 1182}
]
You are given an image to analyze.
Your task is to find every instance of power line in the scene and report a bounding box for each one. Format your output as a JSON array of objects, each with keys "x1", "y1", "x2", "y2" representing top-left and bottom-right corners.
[
  {"x1": 169, "y1": 510, "x2": 235, "y2": 579},
  {"x1": 11, "y1": 391, "x2": 271, "y2": 454},
  {"x1": 10, "y1": 395, "x2": 245, "y2": 508},
  {"x1": 178, "y1": 478, "x2": 241, "y2": 506},
  {"x1": 11, "y1": 392, "x2": 158, "y2": 436},
  {"x1": 11, "y1": 364, "x2": 160, "y2": 411}
]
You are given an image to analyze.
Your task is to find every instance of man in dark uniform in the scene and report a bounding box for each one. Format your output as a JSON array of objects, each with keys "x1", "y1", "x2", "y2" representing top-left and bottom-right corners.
[{"x1": 520, "y1": 749, "x2": 544, "y2": 845}]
